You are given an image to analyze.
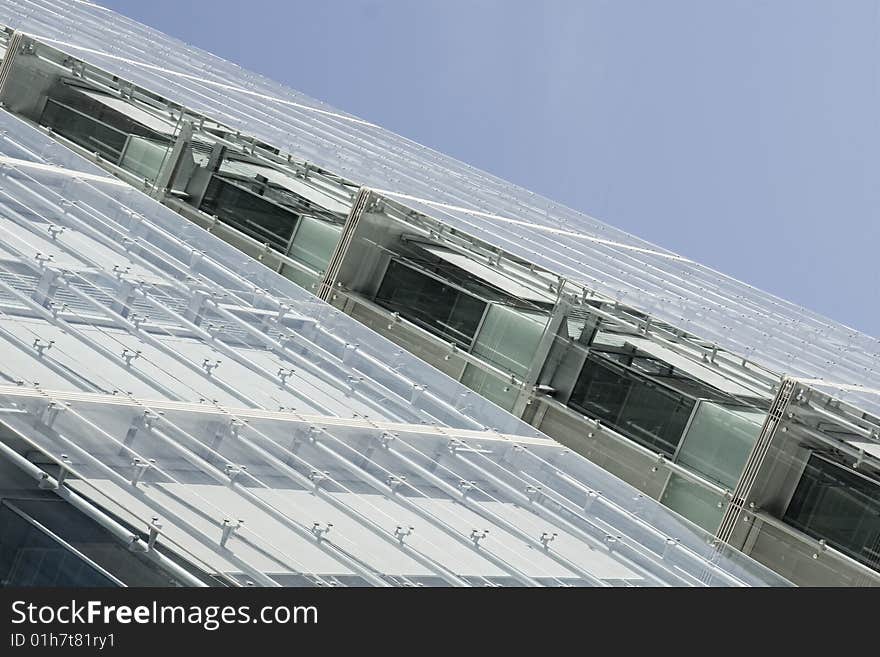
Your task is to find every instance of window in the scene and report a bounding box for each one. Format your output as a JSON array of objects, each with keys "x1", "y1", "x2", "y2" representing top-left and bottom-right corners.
[
  {"x1": 1, "y1": 499, "x2": 193, "y2": 587},
  {"x1": 459, "y1": 364, "x2": 519, "y2": 411},
  {"x1": 287, "y1": 215, "x2": 341, "y2": 273},
  {"x1": 0, "y1": 502, "x2": 115, "y2": 587},
  {"x1": 660, "y1": 474, "x2": 725, "y2": 534},
  {"x1": 200, "y1": 176, "x2": 299, "y2": 251},
  {"x1": 39, "y1": 87, "x2": 173, "y2": 175},
  {"x1": 568, "y1": 353, "x2": 695, "y2": 456},
  {"x1": 118, "y1": 136, "x2": 170, "y2": 181},
  {"x1": 676, "y1": 402, "x2": 764, "y2": 488},
  {"x1": 470, "y1": 304, "x2": 548, "y2": 377},
  {"x1": 784, "y1": 455, "x2": 880, "y2": 571},
  {"x1": 375, "y1": 260, "x2": 487, "y2": 348},
  {"x1": 41, "y1": 98, "x2": 131, "y2": 163}
]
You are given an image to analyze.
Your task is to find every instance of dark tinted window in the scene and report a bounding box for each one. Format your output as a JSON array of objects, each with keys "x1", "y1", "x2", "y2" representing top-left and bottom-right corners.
[
  {"x1": 200, "y1": 176, "x2": 299, "y2": 251},
  {"x1": 784, "y1": 455, "x2": 880, "y2": 570},
  {"x1": 0, "y1": 503, "x2": 116, "y2": 587},
  {"x1": 375, "y1": 260, "x2": 487, "y2": 348},
  {"x1": 5, "y1": 499, "x2": 192, "y2": 587},
  {"x1": 568, "y1": 353, "x2": 694, "y2": 456}
]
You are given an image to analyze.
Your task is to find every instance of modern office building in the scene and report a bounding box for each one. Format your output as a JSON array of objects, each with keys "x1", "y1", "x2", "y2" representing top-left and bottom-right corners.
[{"x1": 0, "y1": 0, "x2": 875, "y2": 586}]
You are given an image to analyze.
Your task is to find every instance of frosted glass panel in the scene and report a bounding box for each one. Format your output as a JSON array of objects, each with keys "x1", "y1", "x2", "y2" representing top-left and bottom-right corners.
[
  {"x1": 677, "y1": 402, "x2": 764, "y2": 488},
  {"x1": 119, "y1": 136, "x2": 169, "y2": 181},
  {"x1": 288, "y1": 215, "x2": 341, "y2": 273},
  {"x1": 471, "y1": 304, "x2": 547, "y2": 377},
  {"x1": 459, "y1": 364, "x2": 518, "y2": 412},
  {"x1": 661, "y1": 474, "x2": 725, "y2": 534},
  {"x1": 280, "y1": 263, "x2": 320, "y2": 292}
]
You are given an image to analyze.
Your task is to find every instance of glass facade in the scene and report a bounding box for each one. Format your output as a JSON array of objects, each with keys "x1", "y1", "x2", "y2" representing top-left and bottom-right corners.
[
  {"x1": 0, "y1": 0, "x2": 877, "y2": 587},
  {"x1": 0, "y1": 108, "x2": 785, "y2": 587}
]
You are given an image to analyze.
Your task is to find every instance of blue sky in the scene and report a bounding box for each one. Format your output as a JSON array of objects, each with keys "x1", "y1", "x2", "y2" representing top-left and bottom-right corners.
[{"x1": 100, "y1": 0, "x2": 880, "y2": 335}]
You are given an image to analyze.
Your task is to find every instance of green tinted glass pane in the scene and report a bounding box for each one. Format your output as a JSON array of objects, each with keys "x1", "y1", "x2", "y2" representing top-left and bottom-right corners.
[
  {"x1": 119, "y1": 136, "x2": 169, "y2": 181},
  {"x1": 471, "y1": 304, "x2": 548, "y2": 377},
  {"x1": 288, "y1": 215, "x2": 341, "y2": 272},
  {"x1": 677, "y1": 402, "x2": 764, "y2": 488},
  {"x1": 459, "y1": 364, "x2": 518, "y2": 411},
  {"x1": 660, "y1": 474, "x2": 724, "y2": 533}
]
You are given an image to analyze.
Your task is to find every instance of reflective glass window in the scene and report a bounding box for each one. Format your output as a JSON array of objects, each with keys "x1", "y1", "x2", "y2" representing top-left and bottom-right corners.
[
  {"x1": 375, "y1": 260, "x2": 487, "y2": 348},
  {"x1": 459, "y1": 363, "x2": 519, "y2": 411},
  {"x1": 287, "y1": 215, "x2": 341, "y2": 273},
  {"x1": 0, "y1": 503, "x2": 115, "y2": 587},
  {"x1": 119, "y1": 136, "x2": 170, "y2": 182},
  {"x1": 568, "y1": 353, "x2": 694, "y2": 456},
  {"x1": 660, "y1": 474, "x2": 725, "y2": 534},
  {"x1": 784, "y1": 455, "x2": 880, "y2": 570},
  {"x1": 200, "y1": 176, "x2": 299, "y2": 251}
]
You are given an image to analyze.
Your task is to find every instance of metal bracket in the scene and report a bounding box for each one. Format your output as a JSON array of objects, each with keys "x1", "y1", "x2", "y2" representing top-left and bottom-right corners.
[
  {"x1": 393, "y1": 525, "x2": 414, "y2": 545},
  {"x1": 220, "y1": 518, "x2": 242, "y2": 548},
  {"x1": 539, "y1": 532, "x2": 558, "y2": 550},
  {"x1": 130, "y1": 456, "x2": 155, "y2": 486},
  {"x1": 145, "y1": 517, "x2": 162, "y2": 550},
  {"x1": 469, "y1": 529, "x2": 489, "y2": 547},
  {"x1": 311, "y1": 522, "x2": 333, "y2": 542}
]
